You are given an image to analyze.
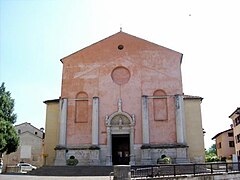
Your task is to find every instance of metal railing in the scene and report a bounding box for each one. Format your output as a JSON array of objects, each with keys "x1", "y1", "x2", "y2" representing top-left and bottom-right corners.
[
  {"x1": 5, "y1": 165, "x2": 21, "y2": 173},
  {"x1": 131, "y1": 162, "x2": 240, "y2": 178}
]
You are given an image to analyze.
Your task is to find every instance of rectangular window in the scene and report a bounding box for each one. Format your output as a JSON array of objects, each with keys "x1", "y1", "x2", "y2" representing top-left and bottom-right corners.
[
  {"x1": 218, "y1": 142, "x2": 222, "y2": 149},
  {"x1": 228, "y1": 132, "x2": 233, "y2": 137},
  {"x1": 236, "y1": 134, "x2": 240, "y2": 143},
  {"x1": 229, "y1": 141, "x2": 235, "y2": 147},
  {"x1": 235, "y1": 116, "x2": 240, "y2": 126}
]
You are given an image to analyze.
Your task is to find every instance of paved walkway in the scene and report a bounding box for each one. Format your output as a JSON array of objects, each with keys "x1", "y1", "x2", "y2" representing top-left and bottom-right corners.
[{"x1": 0, "y1": 175, "x2": 112, "y2": 180}]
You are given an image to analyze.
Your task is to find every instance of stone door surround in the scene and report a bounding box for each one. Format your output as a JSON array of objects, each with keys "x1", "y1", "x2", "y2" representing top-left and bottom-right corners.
[{"x1": 105, "y1": 98, "x2": 135, "y2": 165}]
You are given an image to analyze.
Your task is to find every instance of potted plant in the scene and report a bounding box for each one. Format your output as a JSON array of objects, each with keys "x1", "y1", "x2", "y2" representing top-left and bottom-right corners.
[{"x1": 66, "y1": 156, "x2": 78, "y2": 166}]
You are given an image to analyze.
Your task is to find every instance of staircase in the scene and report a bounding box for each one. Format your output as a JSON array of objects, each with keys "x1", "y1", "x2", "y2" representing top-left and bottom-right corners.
[{"x1": 27, "y1": 166, "x2": 113, "y2": 176}]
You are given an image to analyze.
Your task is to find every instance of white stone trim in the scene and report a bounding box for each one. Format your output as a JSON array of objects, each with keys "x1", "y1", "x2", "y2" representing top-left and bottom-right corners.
[
  {"x1": 175, "y1": 95, "x2": 186, "y2": 144},
  {"x1": 92, "y1": 97, "x2": 99, "y2": 145},
  {"x1": 142, "y1": 95, "x2": 149, "y2": 144},
  {"x1": 59, "y1": 98, "x2": 67, "y2": 146},
  {"x1": 105, "y1": 98, "x2": 136, "y2": 165}
]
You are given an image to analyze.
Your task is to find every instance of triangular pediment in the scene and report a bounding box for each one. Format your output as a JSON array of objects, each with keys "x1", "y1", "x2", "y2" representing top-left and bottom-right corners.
[{"x1": 61, "y1": 31, "x2": 182, "y2": 65}]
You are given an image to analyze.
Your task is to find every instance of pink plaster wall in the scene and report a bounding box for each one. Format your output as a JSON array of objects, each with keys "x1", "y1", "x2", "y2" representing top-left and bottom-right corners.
[{"x1": 61, "y1": 32, "x2": 183, "y2": 146}]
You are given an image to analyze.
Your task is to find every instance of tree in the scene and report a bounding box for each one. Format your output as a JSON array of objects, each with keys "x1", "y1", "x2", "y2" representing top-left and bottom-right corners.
[
  {"x1": 207, "y1": 144, "x2": 217, "y2": 154},
  {"x1": 0, "y1": 83, "x2": 17, "y2": 124},
  {"x1": 205, "y1": 144, "x2": 220, "y2": 162},
  {"x1": 0, "y1": 82, "x2": 19, "y2": 154},
  {"x1": 0, "y1": 120, "x2": 19, "y2": 154}
]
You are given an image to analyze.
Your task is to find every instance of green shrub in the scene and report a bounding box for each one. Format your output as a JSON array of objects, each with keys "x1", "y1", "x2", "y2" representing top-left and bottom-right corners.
[
  {"x1": 205, "y1": 154, "x2": 220, "y2": 162},
  {"x1": 157, "y1": 155, "x2": 172, "y2": 164},
  {"x1": 66, "y1": 156, "x2": 78, "y2": 166},
  {"x1": 163, "y1": 157, "x2": 171, "y2": 164}
]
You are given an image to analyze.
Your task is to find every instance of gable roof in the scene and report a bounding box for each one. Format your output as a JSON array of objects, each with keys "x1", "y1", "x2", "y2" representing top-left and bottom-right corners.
[
  {"x1": 229, "y1": 107, "x2": 240, "y2": 118},
  {"x1": 212, "y1": 128, "x2": 233, "y2": 140},
  {"x1": 15, "y1": 122, "x2": 43, "y2": 131},
  {"x1": 60, "y1": 31, "x2": 183, "y2": 63}
]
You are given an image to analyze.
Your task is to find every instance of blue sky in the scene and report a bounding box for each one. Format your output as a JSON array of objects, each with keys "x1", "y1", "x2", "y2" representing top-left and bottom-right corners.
[{"x1": 1, "y1": 0, "x2": 240, "y2": 149}]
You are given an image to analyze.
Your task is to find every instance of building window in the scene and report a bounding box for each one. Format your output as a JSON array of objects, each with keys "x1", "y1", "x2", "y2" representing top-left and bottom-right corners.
[
  {"x1": 235, "y1": 116, "x2": 240, "y2": 126},
  {"x1": 228, "y1": 132, "x2": 233, "y2": 137},
  {"x1": 18, "y1": 129, "x2": 21, "y2": 134},
  {"x1": 35, "y1": 132, "x2": 37, "y2": 135},
  {"x1": 229, "y1": 141, "x2": 235, "y2": 147},
  {"x1": 218, "y1": 142, "x2": 222, "y2": 149},
  {"x1": 236, "y1": 134, "x2": 240, "y2": 143}
]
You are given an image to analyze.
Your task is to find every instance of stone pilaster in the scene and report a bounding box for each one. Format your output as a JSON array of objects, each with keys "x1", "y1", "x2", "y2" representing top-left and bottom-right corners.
[
  {"x1": 106, "y1": 127, "x2": 112, "y2": 165},
  {"x1": 54, "y1": 98, "x2": 68, "y2": 165},
  {"x1": 92, "y1": 97, "x2": 99, "y2": 145},
  {"x1": 142, "y1": 95, "x2": 149, "y2": 144},
  {"x1": 175, "y1": 95, "x2": 186, "y2": 144},
  {"x1": 129, "y1": 114, "x2": 136, "y2": 165},
  {"x1": 59, "y1": 98, "x2": 67, "y2": 146}
]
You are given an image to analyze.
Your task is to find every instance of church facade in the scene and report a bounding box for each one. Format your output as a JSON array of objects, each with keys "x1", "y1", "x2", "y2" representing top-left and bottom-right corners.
[{"x1": 43, "y1": 32, "x2": 205, "y2": 166}]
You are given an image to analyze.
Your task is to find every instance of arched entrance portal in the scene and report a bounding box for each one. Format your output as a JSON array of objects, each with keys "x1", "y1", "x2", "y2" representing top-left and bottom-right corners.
[{"x1": 105, "y1": 99, "x2": 135, "y2": 165}]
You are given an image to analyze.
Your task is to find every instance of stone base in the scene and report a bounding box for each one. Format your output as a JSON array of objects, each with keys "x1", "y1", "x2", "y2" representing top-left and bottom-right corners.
[
  {"x1": 140, "y1": 144, "x2": 189, "y2": 164},
  {"x1": 141, "y1": 148, "x2": 152, "y2": 165},
  {"x1": 175, "y1": 147, "x2": 189, "y2": 163},
  {"x1": 54, "y1": 149, "x2": 66, "y2": 166},
  {"x1": 54, "y1": 144, "x2": 189, "y2": 166},
  {"x1": 66, "y1": 145, "x2": 100, "y2": 165}
]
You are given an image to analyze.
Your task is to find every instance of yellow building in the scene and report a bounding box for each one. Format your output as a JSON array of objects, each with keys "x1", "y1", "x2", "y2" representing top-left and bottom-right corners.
[
  {"x1": 43, "y1": 99, "x2": 59, "y2": 166},
  {"x1": 184, "y1": 96, "x2": 205, "y2": 163}
]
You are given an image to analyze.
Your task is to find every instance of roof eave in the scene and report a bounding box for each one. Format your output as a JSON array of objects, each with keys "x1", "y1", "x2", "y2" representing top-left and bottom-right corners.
[{"x1": 229, "y1": 107, "x2": 240, "y2": 118}]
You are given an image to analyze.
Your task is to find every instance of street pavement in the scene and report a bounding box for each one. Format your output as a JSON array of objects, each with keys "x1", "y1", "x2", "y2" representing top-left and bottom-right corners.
[{"x1": 0, "y1": 174, "x2": 112, "y2": 180}]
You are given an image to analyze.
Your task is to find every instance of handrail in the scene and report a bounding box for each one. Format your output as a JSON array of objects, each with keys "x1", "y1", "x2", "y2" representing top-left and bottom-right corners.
[{"x1": 131, "y1": 162, "x2": 240, "y2": 178}]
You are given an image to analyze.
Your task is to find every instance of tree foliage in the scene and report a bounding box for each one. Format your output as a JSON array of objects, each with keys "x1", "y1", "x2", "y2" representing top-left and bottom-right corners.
[
  {"x1": 205, "y1": 144, "x2": 220, "y2": 162},
  {"x1": 0, "y1": 82, "x2": 19, "y2": 154},
  {"x1": 0, "y1": 120, "x2": 19, "y2": 154},
  {"x1": 206, "y1": 144, "x2": 217, "y2": 154},
  {"x1": 0, "y1": 83, "x2": 17, "y2": 124}
]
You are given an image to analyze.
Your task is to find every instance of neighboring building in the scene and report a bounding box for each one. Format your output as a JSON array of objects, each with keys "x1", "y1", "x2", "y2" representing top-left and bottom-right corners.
[
  {"x1": 42, "y1": 99, "x2": 59, "y2": 166},
  {"x1": 3, "y1": 122, "x2": 44, "y2": 167},
  {"x1": 184, "y1": 95, "x2": 205, "y2": 163},
  {"x1": 212, "y1": 128, "x2": 235, "y2": 160},
  {"x1": 43, "y1": 31, "x2": 205, "y2": 166},
  {"x1": 229, "y1": 107, "x2": 240, "y2": 158}
]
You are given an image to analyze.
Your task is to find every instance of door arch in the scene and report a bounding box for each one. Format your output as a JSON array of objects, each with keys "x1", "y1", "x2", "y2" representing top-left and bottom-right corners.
[{"x1": 105, "y1": 99, "x2": 135, "y2": 165}]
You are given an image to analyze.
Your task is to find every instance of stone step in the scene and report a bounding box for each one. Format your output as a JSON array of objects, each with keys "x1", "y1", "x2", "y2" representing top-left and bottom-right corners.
[{"x1": 28, "y1": 166, "x2": 113, "y2": 176}]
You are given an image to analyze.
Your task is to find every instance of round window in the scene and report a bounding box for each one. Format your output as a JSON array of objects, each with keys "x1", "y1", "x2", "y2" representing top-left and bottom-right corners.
[{"x1": 111, "y1": 66, "x2": 130, "y2": 85}]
